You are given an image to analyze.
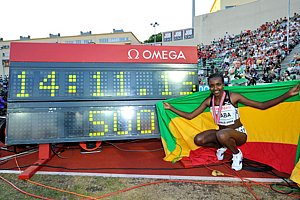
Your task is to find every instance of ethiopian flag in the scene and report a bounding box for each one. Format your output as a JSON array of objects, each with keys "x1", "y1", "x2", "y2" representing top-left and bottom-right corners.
[
  {"x1": 290, "y1": 135, "x2": 300, "y2": 185},
  {"x1": 156, "y1": 81, "x2": 300, "y2": 174}
]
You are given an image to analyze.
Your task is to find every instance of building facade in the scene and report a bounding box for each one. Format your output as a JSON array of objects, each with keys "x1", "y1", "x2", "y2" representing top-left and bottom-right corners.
[
  {"x1": 210, "y1": 0, "x2": 258, "y2": 13},
  {"x1": 0, "y1": 31, "x2": 141, "y2": 76}
]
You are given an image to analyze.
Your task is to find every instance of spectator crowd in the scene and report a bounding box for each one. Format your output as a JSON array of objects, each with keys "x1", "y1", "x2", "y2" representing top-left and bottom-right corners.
[{"x1": 197, "y1": 13, "x2": 300, "y2": 86}]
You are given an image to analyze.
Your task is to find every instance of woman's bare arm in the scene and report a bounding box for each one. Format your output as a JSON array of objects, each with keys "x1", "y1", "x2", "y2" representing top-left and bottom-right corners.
[
  {"x1": 231, "y1": 83, "x2": 300, "y2": 110},
  {"x1": 163, "y1": 97, "x2": 210, "y2": 120}
]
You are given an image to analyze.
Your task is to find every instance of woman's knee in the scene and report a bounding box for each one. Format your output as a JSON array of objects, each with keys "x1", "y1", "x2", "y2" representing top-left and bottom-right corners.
[
  {"x1": 216, "y1": 129, "x2": 247, "y2": 146},
  {"x1": 216, "y1": 130, "x2": 228, "y2": 143},
  {"x1": 194, "y1": 133, "x2": 205, "y2": 146},
  {"x1": 194, "y1": 130, "x2": 217, "y2": 146}
]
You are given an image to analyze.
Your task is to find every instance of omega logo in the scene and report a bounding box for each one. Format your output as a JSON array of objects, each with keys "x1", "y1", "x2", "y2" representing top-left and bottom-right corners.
[{"x1": 128, "y1": 49, "x2": 186, "y2": 60}]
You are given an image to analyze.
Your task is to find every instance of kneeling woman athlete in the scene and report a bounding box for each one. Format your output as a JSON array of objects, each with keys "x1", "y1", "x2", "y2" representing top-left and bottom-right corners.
[{"x1": 164, "y1": 73, "x2": 300, "y2": 170}]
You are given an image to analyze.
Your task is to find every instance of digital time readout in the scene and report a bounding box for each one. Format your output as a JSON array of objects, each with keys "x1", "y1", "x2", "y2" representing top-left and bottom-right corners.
[
  {"x1": 7, "y1": 102, "x2": 160, "y2": 145},
  {"x1": 8, "y1": 63, "x2": 198, "y2": 101}
]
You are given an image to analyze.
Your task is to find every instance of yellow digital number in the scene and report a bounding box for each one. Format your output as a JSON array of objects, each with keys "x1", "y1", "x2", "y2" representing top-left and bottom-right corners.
[
  {"x1": 161, "y1": 72, "x2": 172, "y2": 96},
  {"x1": 139, "y1": 88, "x2": 147, "y2": 96},
  {"x1": 92, "y1": 72, "x2": 104, "y2": 96},
  {"x1": 115, "y1": 71, "x2": 127, "y2": 96},
  {"x1": 89, "y1": 111, "x2": 108, "y2": 136},
  {"x1": 113, "y1": 111, "x2": 132, "y2": 135},
  {"x1": 39, "y1": 71, "x2": 59, "y2": 97},
  {"x1": 16, "y1": 71, "x2": 29, "y2": 97},
  {"x1": 137, "y1": 109, "x2": 155, "y2": 134},
  {"x1": 68, "y1": 74, "x2": 77, "y2": 93},
  {"x1": 179, "y1": 71, "x2": 197, "y2": 95}
]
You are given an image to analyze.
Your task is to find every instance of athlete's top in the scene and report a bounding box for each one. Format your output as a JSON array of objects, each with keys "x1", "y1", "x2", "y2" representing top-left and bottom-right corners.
[{"x1": 209, "y1": 90, "x2": 240, "y2": 126}]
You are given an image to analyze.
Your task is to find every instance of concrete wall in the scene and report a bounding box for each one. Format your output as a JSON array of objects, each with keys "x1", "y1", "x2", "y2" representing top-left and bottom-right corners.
[{"x1": 221, "y1": 0, "x2": 257, "y2": 10}]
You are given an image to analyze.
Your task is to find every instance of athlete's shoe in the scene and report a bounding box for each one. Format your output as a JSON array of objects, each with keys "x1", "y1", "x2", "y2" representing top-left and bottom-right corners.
[
  {"x1": 216, "y1": 147, "x2": 227, "y2": 161},
  {"x1": 232, "y1": 149, "x2": 243, "y2": 171}
]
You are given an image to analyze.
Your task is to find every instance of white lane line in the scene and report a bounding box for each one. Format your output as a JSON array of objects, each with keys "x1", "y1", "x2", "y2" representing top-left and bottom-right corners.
[{"x1": 0, "y1": 170, "x2": 287, "y2": 183}]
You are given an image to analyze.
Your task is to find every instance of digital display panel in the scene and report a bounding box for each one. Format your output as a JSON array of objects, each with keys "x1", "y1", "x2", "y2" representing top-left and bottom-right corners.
[
  {"x1": 8, "y1": 63, "x2": 198, "y2": 101},
  {"x1": 7, "y1": 101, "x2": 159, "y2": 145},
  {"x1": 6, "y1": 43, "x2": 198, "y2": 145}
]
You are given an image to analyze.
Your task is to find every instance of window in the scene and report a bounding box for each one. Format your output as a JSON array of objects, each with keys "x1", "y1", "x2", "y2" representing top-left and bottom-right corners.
[
  {"x1": 65, "y1": 41, "x2": 74, "y2": 44},
  {"x1": 2, "y1": 59, "x2": 9, "y2": 67},
  {"x1": 99, "y1": 37, "x2": 129, "y2": 43},
  {"x1": 0, "y1": 45, "x2": 10, "y2": 50},
  {"x1": 2, "y1": 52, "x2": 10, "y2": 58},
  {"x1": 83, "y1": 40, "x2": 92, "y2": 44},
  {"x1": 99, "y1": 38, "x2": 109, "y2": 43},
  {"x1": 225, "y1": 5, "x2": 236, "y2": 9}
]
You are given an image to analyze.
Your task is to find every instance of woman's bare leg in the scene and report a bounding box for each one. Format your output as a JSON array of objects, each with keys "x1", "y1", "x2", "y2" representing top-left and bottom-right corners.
[
  {"x1": 215, "y1": 128, "x2": 247, "y2": 154},
  {"x1": 194, "y1": 129, "x2": 222, "y2": 148}
]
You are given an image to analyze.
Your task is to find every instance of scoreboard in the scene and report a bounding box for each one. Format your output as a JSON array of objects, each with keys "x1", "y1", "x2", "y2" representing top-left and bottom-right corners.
[
  {"x1": 9, "y1": 63, "x2": 198, "y2": 100},
  {"x1": 6, "y1": 43, "x2": 198, "y2": 145}
]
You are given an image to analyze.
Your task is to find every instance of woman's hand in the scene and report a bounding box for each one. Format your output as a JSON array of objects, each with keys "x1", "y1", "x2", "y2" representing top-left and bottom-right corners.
[
  {"x1": 288, "y1": 83, "x2": 300, "y2": 97},
  {"x1": 163, "y1": 102, "x2": 172, "y2": 110}
]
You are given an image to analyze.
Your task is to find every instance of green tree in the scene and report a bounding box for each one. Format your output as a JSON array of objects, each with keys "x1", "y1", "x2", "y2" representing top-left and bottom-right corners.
[{"x1": 144, "y1": 33, "x2": 162, "y2": 44}]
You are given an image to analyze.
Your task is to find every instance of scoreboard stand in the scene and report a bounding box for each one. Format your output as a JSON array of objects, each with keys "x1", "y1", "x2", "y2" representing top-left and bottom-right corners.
[
  {"x1": 18, "y1": 144, "x2": 52, "y2": 179},
  {"x1": 6, "y1": 43, "x2": 199, "y2": 179}
]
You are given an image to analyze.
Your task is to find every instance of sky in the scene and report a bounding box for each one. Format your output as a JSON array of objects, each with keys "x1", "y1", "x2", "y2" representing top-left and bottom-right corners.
[{"x1": 1, "y1": 0, "x2": 215, "y2": 42}]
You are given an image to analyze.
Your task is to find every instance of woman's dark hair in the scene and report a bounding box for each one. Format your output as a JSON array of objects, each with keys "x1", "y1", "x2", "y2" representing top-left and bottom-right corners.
[{"x1": 208, "y1": 72, "x2": 224, "y2": 83}]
